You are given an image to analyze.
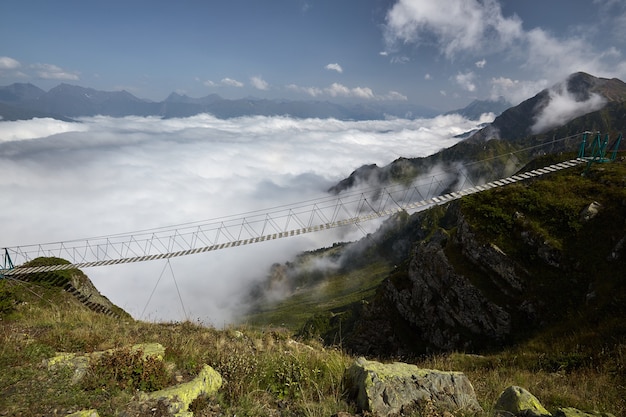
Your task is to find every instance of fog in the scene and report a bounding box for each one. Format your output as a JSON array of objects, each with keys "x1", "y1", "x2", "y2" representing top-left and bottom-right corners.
[
  {"x1": 0, "y1": 113, "x2": 491, "y2": 325},
  {"x1": 531, "y1": 86, "x2": 607, "y2": 134}
]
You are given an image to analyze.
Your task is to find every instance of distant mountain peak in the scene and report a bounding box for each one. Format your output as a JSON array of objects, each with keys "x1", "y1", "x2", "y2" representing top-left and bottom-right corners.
[
  {"x1": 468, "y1": 72, "x2": 626, "y2": 141},
  {"x1": 445, "y1": 97, "x2": 511, "y2": 120}
]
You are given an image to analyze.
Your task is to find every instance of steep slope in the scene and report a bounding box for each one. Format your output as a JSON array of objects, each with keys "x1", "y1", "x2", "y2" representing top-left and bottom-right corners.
[
  {"x1": 8, "y1": 257, "x2": 129, "y2": 318},
  {"x1": 329, "y1": 72, "x2": 626, "y2": 195},
  {"x1": 249, "y1": 157, "x2": 626, "y2": 359},
  {"x1": 469, "y1": 72, "x2": 626, "y2": 142}
]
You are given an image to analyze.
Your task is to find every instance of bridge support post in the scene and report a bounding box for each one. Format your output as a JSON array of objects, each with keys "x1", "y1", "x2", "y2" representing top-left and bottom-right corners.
[{"x1": 1, "y1": 248, "x2": 14, "y2": 279}]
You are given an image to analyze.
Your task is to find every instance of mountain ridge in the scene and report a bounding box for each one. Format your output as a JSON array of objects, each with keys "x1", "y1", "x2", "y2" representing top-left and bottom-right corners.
[
  {"x1": 0, "y1": 82, "x2": 443, "y2": 121},
  {"x1": 328, "y1": 72, "x2": 626, "y2": 195}
]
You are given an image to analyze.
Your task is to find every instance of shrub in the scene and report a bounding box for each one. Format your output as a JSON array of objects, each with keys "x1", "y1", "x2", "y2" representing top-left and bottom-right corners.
[
  {"x1": 82, "y1": 347, "x2": 169, "y2": 393},
  {"x1": 0, "y1": 280, "x2": 18, "y2": 315}
]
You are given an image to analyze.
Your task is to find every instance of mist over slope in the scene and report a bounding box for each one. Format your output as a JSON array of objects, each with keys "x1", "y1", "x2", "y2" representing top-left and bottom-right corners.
[{"x1": 329, "y1": 72, "x2": 626, "y2": 195}]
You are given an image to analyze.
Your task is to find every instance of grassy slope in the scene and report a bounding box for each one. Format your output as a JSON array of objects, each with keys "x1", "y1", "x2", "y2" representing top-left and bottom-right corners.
[
  {"x1": 0, "y1": 279, "x2": 353, "y2": 417},
  {"x1": 243, "y1": 261, "x2": 392, "y2": 330}
]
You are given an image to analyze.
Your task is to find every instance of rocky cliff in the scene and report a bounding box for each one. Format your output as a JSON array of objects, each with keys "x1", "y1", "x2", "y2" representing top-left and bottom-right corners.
[{"x1": 279, "y1": 157, "x2": 626, "y2": 356}]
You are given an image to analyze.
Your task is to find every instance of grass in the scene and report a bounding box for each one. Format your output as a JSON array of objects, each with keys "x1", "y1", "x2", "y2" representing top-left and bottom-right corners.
[
  {"x1": 243, "y1": 261, "x2": 392, "y2": 329},
  {"x1": 1, "y1": 261, "x2": 625, "y2": 416},
  {"x1": 0, "y1": 279, "x2": 353, "y2": 416}
]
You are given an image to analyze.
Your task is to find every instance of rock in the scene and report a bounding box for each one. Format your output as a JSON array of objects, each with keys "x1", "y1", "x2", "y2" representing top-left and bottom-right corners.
[
  {"x1": 67, "y1": 410, "x2": 99, "y2": 417},
  {"x1": 344, "y1": 357, "x2": 483, "y2": 417},
  {"x1": 494, "y1": 386, "x2": 551, "y2": 416},
  {"x1": 554, "y1": 407, "x2": 615, "y2": 417},
  {"x1": 383, "y1": 229, "x2": 511, "y2": 352},
  {"x1": 580, "y1": 201, "x2": 602, "y2": 221},
  {"x1": 137, "y1": 364, "x2": 222, "y2": 417}
]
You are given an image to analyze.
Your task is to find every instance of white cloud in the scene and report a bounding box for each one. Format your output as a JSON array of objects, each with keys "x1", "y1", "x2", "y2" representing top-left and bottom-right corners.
[
  {"x1": 325, "y1": 63, "x2": 343, "y2": 73},
  {"x1": 203, "y1": 80, "x2": 217, "y2": 87},
  {"x1": 490, "y1": 76, "x2": 548, "y2": 105},
  {"x1": 382, "y1": 90, "x2": 408, "y2": 101},
  {"x1": 475, "y1": 59, "x2": 486, "y2": 68},
  {"x1": 0, "y1": 113, "x2": 489, "y2": 325},
  {"x1": 0, "y1": 56, "x2": 21, "y2": 70},
  {"x1": 289, "y1": 82, "x2": 404, "y2": 100},
  {"x1": 390, "y1": 56, "x2": 410, "y2": 64},
  {"x1": 424, "y1": 73, "x2": 432, "y2": 80},
  {"x1": 531, "y1": 86, "x2": 607, "y2": 134},
  {"x1": 250, "y1": 76, "x2": 269, "y2": 90},
  {"x1": 385, "y1": 0, "x2": 523, "y2": 58},
  {"x1": 287, "y1": 84, "x2": 324, "y2": 97},
  {"x1": 455, "y1": 71, "x2": 476, "y2": 92},
  {"x1": 0, "y1": 118, "x2": 88, "y2": 142},
  {"x1": 221, "y1": 77, "x2": 244, "y2": 87},
  {"x1": 31, "y1": 63, "x2": 80, "y2": 80},
  {"x1": 384, "y1": 0, "x2": 626, "y2": 84}
]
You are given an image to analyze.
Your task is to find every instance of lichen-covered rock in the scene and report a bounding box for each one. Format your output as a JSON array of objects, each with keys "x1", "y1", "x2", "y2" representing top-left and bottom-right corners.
[
  {"x1": 580, "y1": 201, "x2": 602, "y2": 221},
  {"x1": 494, "y1": 385, "x2": 551, "y2": 416},
  {"x1": 554, "y1": 407, "x2": 616, "y2": 417},
  {"x1": 66, "y1": 410, "x2": 99, "y2": 417},
  {"x1": 344, "y1": 357, "x2": 482, "y2": 416},
  {"x1": 139, "y1": 364, "x2": 222, "y2": 417},
  {"x1": 45, "y1": 343, "x2": 165, "y2": 383}
]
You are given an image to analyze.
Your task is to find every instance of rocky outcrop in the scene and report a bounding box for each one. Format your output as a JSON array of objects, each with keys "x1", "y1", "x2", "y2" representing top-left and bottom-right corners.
[
  {"x1": 382, "y1": 229, "x2": 511, "y2": 352},
  {"x1": 344, "y1": 357, "x2": 482, "y2": 416},
  {"x1": 493, "y1": 386, "x2": 616, "y2": 417},
  {"x1": 554, "y1": 407, "x2": 616, "y2": 417},
  {"x1": 494, "y1": 386, "x2": 551, "y2": 416},
  {"x1": 129, "y1": 365, "x2": 222, "y2": 417}
]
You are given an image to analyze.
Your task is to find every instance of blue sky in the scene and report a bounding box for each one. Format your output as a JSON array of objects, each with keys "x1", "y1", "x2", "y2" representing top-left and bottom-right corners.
[{"x1": 1, "y1": 0, "x2": 626, "y2": 110}]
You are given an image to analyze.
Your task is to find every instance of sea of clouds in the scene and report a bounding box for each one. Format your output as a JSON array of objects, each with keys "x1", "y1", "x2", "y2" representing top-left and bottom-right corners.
[{"x1": 0, "y1": 113, "x2": 493, "y2": 325}]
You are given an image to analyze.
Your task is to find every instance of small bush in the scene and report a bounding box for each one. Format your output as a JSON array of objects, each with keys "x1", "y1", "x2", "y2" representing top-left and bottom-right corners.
[
  {"x1": 0, "y1": 280, "x2": 19, "y2": 316},
  {"x1": 82, "y1": 347, "x2": 169, "y2": 393}
]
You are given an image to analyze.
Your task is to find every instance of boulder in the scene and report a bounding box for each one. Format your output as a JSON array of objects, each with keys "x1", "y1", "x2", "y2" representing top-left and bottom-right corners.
[
  {"x1": 554, "y1": 407, "x2": 615, "y2": 417},
  {"x1": 67, "y1": 410, "x2": 99, "y2": 417},
  {"x1": 344, "y1": 357, "x2": 482, "y2": 416},
  {"x1": 580, "y1": 201, "x2": 602, "y2": 221},
  {"x1": 136, "y1": 364, "x2": 222, "y2": 417},
  {"x1": 494, "y1": 385, "x2": 551, "y2": 416}
]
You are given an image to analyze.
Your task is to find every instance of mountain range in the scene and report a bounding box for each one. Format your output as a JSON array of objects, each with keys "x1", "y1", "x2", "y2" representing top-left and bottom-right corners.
[{"x1": 0, "y1": 82, "x2": 510, "y2": 122}]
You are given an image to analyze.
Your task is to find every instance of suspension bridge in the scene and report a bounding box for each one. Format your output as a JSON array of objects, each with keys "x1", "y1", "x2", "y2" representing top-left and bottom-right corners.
[{"x1": 1, "y1": 131, "x2": 622, "y2": 277}]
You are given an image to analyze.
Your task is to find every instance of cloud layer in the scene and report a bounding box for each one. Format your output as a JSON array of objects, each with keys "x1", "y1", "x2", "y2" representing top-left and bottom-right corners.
[{"x1": 0, "y1": 113, "x2": 490, "y2": 325}]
